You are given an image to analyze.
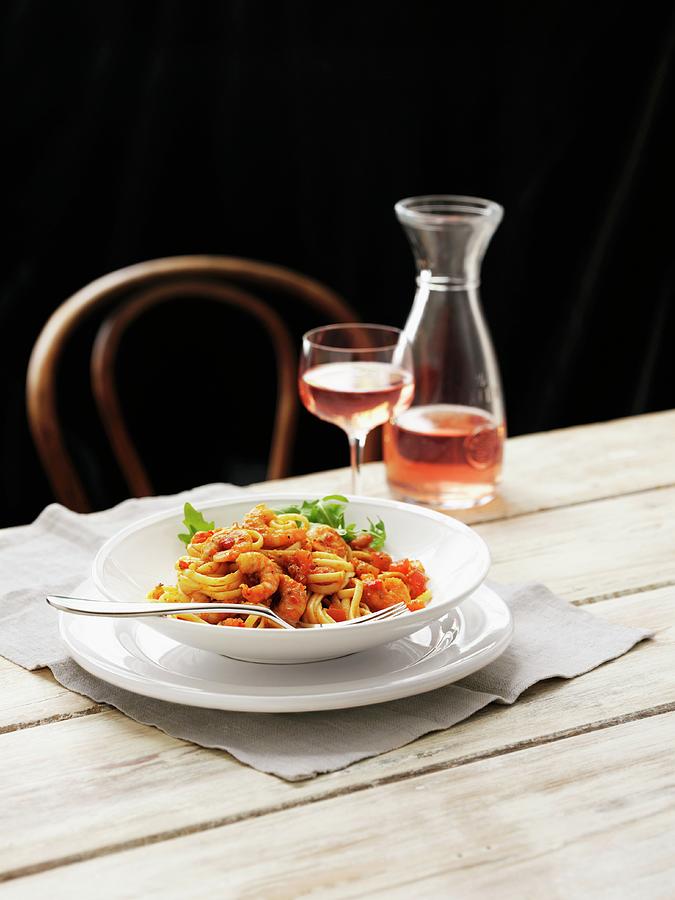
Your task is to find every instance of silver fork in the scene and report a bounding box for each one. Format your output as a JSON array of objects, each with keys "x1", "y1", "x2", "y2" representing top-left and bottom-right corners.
[
  {"x1": 46, "y1": 596, "x2": 295, "y2": 630},
  {"x1": 46, "y1": 596, "x2": 409, "y2": 629}
]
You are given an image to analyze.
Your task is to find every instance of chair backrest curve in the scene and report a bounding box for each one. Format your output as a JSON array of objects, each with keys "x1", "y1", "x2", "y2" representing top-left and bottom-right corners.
[{"x1": 26, "y1": 255, "x2": 357, "y2": 511}]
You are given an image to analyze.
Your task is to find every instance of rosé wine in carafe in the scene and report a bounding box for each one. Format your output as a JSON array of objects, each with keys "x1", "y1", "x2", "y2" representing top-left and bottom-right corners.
[{"x1": 384, "y1": 195, "x2": 505, "y2": 509}]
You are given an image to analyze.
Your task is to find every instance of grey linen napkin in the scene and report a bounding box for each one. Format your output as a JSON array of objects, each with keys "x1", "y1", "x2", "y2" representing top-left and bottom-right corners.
[{"x1": 0, "y1": 486, "x2": 651, "y2": 781}]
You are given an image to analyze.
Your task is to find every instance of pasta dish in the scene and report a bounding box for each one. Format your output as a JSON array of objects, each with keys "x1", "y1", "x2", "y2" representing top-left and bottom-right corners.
[{"x1": 148, "y1": 498, "x2": 431, "y2": 628}]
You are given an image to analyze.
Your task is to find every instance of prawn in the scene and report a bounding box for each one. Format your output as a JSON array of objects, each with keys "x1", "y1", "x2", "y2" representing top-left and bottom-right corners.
[
  {"x1": 241, "y1": 504, "x2": 276, "y2": 531},
  {"x1": 369, "y1": 551, "x2": 392, "y2": 571},
  {"x1": 208, "y1": 529, "x2": 259, "y2": 563},
  {"x1": 350, "y1": 533, "x2": 373, "y2": 550},
  {"x1": 307, "y1": 525, "x2": 351, "y2": 559},
  {"x1": 216, "y1": 618, "x2": 246, "y2": 628},
  {"x1": 274, "y1": 574, "x2": 308, "y2": 625},
  {"x1": 285, "y1": 549, "x2": 314, "y2": 584},
  {"x1": 265, "y1": 549, "x2": 314, "y2": 583},
  {"x1": 237, "y1": 552, "x2": 281, "y2": 604},
  {"x1": 362, "y1": 575, "x2": 411, "y2": 611},
  {"x1": 262, "y1": 528, "x2": 307, "y2": 550},
  {"x1": 242, "y1": 503, "x2": 307, "y2": 550},
  {"x1": 354, "y1": 560, "x2": 380, "y2": 579},
  {"x1": 199, "y1": 612, "x2": 236, "y2": 625}
]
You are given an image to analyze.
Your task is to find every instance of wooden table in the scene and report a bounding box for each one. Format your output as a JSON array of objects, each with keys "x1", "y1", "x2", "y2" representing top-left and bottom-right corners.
[{"x1": 2, "y1": 411, "x2": 675, "y2": 898}]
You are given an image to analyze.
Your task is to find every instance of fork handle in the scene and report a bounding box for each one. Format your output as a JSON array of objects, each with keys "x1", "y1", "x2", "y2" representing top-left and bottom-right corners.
[{"x1": 47, "y1": 596, "x2": 283, "y2": 620}]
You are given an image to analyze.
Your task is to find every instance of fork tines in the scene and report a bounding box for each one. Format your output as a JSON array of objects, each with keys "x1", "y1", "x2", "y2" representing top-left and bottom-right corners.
[{"x1": 342, "y1": 601, "x2": 408, "y2": 626}]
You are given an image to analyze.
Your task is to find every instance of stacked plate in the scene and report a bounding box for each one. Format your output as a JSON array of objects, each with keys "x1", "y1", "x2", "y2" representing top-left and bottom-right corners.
[{"x1": 60, "y1": 494, "x2": 513, "y2": 713}]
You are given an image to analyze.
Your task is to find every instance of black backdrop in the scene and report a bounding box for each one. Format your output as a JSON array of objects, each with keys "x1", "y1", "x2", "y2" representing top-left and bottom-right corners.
[{"x1": 3, "y1": 1, "x2": 675, "y2": 526}]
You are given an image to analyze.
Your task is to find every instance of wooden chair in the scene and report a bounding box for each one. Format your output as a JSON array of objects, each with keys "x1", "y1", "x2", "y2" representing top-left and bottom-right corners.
[{"x1": 27, "y1": 255, "x2": 358, "y2": 512}]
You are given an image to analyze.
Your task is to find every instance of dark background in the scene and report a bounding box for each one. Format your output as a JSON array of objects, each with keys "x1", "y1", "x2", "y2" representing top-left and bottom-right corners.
[{"x1": 3, "y1": 1, "x2": 675, "y2": 527}]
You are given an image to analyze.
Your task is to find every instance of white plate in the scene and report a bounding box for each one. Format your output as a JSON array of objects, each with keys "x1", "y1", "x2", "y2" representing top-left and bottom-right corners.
[
  {"x1": 59, "y1": 584, "x2": 512, "y2": 713},
  {"x1": 92, "y1": 493, "x2": 491, "y2": 663}
]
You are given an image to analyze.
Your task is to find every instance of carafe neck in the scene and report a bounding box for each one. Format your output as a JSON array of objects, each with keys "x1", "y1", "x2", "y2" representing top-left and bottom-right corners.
[{"x1": 396, "y1": 195, "x2": 503, "y2": 290}]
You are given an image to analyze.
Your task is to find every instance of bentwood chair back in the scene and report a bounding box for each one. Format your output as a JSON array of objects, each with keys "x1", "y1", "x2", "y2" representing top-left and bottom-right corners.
[{"x1": 27, "y1": 255, "x2": 357, "y2": 512}]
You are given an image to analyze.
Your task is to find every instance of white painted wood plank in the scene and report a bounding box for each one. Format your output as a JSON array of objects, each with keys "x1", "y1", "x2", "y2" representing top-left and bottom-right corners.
[
  {"x1": 6, "y1": 711, "x2": 674, "y2": 899},
  {"x1": 257, "y1": 409, "x2": 675, "y2": 525},
  {"x1": 0, "y1": 658, "x2": 96, "y2": 731},
  {"x1": 482, "y1": 485, "x2": 675, "y2": 601},
  {"x1": 0, "y1": 587, "x2": 670, "y2": 878}
]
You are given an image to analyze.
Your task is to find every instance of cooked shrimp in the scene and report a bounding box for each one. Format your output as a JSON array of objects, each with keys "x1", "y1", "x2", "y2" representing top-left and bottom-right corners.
[
  {"x1": 362, "y1": 575, "x2": 411, "y2": 611},
  {"x1": 199, "y1": 612, "x2": 235, "y2": 625},
  {"x1": 206, "y1": 529, "x2": 259, "y2": 562},
  {"x1": 241, "y1": 503, "x2": 276, "y2": 531},
  {"x1": 262, "y1": 528, "x2": 307, "y2": 550},
  {"x1": 354, "y1": 560, "x2": 380, "y2": 579},
  {"x1": 237, "y1": 551, "x2": 281, "y2": 603},
  {"x1": 266, "y1": 549, "x2": 314, "y2": 583},
  {"x1": 285, "y1": 549, "x2": 314, "y2": 584},
  {"x1": 307, "y1": 525, "x2": 351, "y2": 559},
  {"x1": 216, "y1": 618, "x2": 246, "y2": 628},
  {"x1": 369, "y1": 551, "x2": 393, "y2": 571},
  {"x1": 240, "y1": 503, "x2": 307, "y2": 549},
  {"x1": 274, "y1": 574, "x2": 308, "y2": 625}
]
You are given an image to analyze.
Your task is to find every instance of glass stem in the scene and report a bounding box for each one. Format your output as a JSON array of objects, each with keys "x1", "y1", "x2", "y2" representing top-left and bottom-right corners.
[{"x1": 348, "y1": 433, "x2": 367, "y2": 495}]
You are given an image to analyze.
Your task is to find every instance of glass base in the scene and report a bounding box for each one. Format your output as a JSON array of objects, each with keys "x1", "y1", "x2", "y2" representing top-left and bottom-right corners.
[{"x1": 387, "y1": 478, "x2": 497, "y2": 510}]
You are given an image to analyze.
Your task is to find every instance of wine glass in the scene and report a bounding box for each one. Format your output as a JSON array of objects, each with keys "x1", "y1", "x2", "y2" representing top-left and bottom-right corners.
[{"x1": 299, "y1": 324, "x2": 415, "y2": 494}]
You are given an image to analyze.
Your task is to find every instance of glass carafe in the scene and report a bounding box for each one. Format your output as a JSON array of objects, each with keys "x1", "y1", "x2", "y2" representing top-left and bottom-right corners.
[{"x1": 384, "y1": 195, "x2": 506, "y2": 509}]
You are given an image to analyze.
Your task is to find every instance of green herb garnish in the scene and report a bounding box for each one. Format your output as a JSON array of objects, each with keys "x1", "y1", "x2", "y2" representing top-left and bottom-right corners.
[
  {"x1": 364, "y1": 516, "x2": 387, "y2": 550},
  {"x1": 177, "y1": 497, "x2": 387, "y2": 550},
  {"x1": 178, "y1": 502, "x2": 215, "y2": 547},
  {"x1": 275, "y1": 495, "x2": 386, "y2": 550}
]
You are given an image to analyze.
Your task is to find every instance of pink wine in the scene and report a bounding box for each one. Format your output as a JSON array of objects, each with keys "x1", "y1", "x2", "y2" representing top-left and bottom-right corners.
[
  {"x1": 384, "y1": 404, "x2": 505, "y2": 508},
  {"x1": 300, "y1": 362, "x2": 414, "y2": 434}
]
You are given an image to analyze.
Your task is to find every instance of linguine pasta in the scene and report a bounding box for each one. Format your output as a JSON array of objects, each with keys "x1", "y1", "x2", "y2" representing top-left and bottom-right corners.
[{"x1": 148, "y1": 502, "x2": 431, "y2": 628}]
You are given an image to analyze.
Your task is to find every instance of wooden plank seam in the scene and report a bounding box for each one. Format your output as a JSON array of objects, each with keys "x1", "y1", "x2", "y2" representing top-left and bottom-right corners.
[{"x1": 0, "y1": 701, "x2": 673, "y2": 886}]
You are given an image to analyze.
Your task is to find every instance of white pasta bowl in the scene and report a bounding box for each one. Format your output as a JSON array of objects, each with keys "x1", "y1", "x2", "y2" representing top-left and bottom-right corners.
[{"x1": 92, "y1": 493, "x2": 491, "y2": 663}]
